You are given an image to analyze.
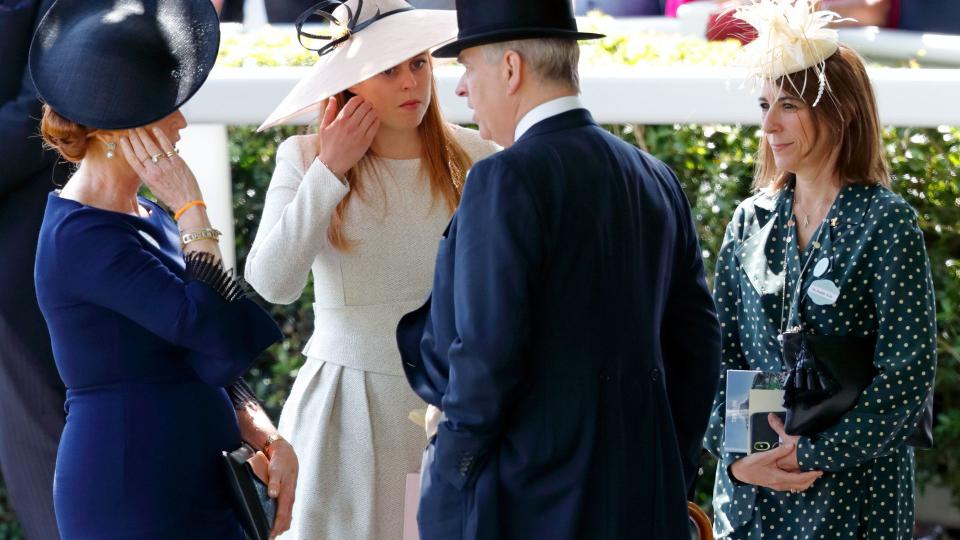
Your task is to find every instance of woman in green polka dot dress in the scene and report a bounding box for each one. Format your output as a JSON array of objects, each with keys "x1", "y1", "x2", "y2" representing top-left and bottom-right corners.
[{"x1": 703, "y1": 2, "x2": 938, "y2": 538}]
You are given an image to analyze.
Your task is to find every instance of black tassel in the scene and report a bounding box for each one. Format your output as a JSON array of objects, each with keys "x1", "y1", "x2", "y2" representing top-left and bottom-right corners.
[
  {"x1": 184, "y1": 251, "x2": 250, "y2": 303},
  {"x1": 783, "y1": 337, "x2": 840, "y2": 407},
  {"x1": 226, "y1": 378, "x2": 263, "y2": 411}
]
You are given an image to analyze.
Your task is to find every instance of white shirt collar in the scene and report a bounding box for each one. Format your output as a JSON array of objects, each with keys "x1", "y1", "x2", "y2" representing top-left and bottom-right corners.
[{"x1": 514, "y1": 95, "x2": 584, "y2": 143}]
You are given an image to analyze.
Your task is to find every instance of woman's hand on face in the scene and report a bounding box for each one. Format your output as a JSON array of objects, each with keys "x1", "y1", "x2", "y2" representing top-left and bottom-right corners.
[
  {"x1": 313, "y1": 96, "x2": 380, "y2": 178},
  {"x1": 265, "y1": 439, "x2": 299, "y2": 539},
  {"x1": 119, "y1": 127, "x2": 202, "y2": 211},
  {"x1": 729, "y1": 443, "x2": 823, "y2": 493}
]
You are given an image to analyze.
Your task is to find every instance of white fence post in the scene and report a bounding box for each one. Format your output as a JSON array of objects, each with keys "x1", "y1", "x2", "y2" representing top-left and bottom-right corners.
[{"x1": 177, "y1": 124, "x2": 236, "y2": 271}]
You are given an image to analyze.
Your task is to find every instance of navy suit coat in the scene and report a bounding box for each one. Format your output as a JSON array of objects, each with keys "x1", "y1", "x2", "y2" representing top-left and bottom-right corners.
[
  {"x1": 397, "y1": 109, "x2": 721, "y2": 539},
  {"x1": 0, "y1": 0, "x2": 69, "y2": 537}
]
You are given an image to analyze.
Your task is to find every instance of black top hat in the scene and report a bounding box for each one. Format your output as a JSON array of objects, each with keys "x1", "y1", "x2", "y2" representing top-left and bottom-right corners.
[
  {"x1": 28, "y1": 0, "x2": 220, "y2": 130},
  {"x1": 432, "y1": 0, "x2": 604, "y2": 58}
]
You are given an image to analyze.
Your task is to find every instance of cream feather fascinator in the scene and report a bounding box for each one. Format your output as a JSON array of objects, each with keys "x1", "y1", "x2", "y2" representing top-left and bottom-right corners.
[{"x1": 734, "y1": 0, "x2": 852, "y2": 106}]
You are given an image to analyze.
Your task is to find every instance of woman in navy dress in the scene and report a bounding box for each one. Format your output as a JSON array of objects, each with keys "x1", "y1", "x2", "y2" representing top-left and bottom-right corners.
[{"x1": 30, "y1": 0, "x2": 298, "y2": 537}]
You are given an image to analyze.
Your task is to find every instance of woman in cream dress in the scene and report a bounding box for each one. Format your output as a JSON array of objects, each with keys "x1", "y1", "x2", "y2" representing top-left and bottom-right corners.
[{"x1": 244, "y1": 1, "x2": 497, "y2": 537}]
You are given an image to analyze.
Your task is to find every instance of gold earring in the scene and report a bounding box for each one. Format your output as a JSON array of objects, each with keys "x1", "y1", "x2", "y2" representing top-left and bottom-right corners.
[{"x1": 106, "y1": 141, "x2": 116, "y2": 159}]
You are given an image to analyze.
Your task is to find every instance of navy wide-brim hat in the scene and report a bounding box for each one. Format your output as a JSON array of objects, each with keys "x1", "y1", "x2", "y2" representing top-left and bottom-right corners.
[
  {"x1": 28, "y1": 0, "x2": 220, "y2": 130},
  {"x1": 432, "y1": 0, "x2": 604, "y2": 58}
]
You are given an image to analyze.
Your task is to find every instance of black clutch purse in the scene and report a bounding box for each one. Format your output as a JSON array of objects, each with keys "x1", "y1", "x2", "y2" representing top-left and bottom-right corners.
[
  {"x1": 222, "y1": 445, "x2": 276, "y2": 540},
  {"x1": 781, "y1": 330, "x2": 933, "y2": 448}
]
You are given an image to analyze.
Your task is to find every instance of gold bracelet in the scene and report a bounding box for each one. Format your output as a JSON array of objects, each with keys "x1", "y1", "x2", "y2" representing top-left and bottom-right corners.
[
  {"x1": 318, "y1": 158, "x2": 347, "y2": 183},
  {"x1": 180, "y1": 227, "x2": 222, "y2": 248},
  {"x1": 262, "y1": 433, "x2": 283, "y2": 456},
  {"x1": 174, "y1": 200, "x2": 206, "y2": 221}
]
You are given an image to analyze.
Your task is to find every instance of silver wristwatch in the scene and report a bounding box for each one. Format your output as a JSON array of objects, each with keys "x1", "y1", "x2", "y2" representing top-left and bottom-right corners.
[{"x1": 180, "y1": 227, "x2": 222, "y2": 248}]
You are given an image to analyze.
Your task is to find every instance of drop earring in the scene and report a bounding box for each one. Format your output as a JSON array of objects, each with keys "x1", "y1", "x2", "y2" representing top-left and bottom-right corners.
[{"x1": 106, "y1": 141, "x2": 116, "y2": 159}]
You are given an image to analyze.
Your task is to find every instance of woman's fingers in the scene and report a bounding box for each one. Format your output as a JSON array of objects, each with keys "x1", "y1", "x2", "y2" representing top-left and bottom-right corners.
[
  {"x1": 768, "y1": 469, "x2": 823, "y2": 492},
  {"x1": 118, "y1": 137, "x2": 148, "y2": 177},
  {"x1": 732, "y1": 444, "x2": 824, "y2": 492},
  {"x1": 270, "y1": 483, "x2": 294, "y2": 538},
  {"x1": 335, "y1": 100, "x2": 372, "y2": 136},
  {"x1": 353, "y1": 101, "x2": 375, "y2": 125},
  {"x1": 151, "y1": 127, "x2": 176, "y2": 155},
  {"x1": 359, "y1": 109, "x2": 379, "y2": 136},
  {"x1": 758, "y1": 442, "x2": 795, "y2": 464},
  {"x1": 136, "y1": 128, "x2": 164, "y2": 161},
  {"x1": 319, "y1": 98, "x2": 338, "y2": 130},
  {"x1": 122, "y1": 133, "x2": 166, "y2": 184},
  {"x1": 149, "y1": 128, "x2": 182, "y2": 175},
  {"x1": 768, "y1": 413, "x2": 801, "y2": 446},
  {"x1": 338, "y1": 95, "x2": 364, "y2": 121},
  {"x1": 267, "y1": 455, "x2": 295, "y2": 539},
  {"x1": 126, "y1": 130, "x2": 150, "y2": 163},
  {"x1": 768, "y1": 413, "x2": 787, "y2": 437},
  {"x1": 365, "y1": 117, "x2": 380, "y2": 142}
]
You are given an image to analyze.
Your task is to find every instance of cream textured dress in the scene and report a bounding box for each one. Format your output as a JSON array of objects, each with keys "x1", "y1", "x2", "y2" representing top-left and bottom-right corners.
[{"x1": 245, "y1": 125, "x2": 496, "y2": 540}]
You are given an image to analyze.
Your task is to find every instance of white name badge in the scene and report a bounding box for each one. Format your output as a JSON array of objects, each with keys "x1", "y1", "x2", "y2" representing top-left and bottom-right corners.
[
  {"x1": 813, "y1": 257, "x2": 830, "y2": 278},
  {"x1": 807, "y1": 279, "x2": 840, "y2": 306}
]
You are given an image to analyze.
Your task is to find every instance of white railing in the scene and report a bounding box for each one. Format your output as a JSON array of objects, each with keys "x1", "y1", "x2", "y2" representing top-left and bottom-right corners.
[
  {"x1": 183, "y1": 65, "x2": 960, "y2": 127},
  {"x1": 179, "y1": 65, "x2": 960, "y2": 270}
]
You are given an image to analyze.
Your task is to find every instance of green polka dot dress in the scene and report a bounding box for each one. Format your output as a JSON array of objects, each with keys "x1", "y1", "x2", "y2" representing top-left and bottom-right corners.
[{"x1": 703, "y1": 183, "x2": 937, "y2": 539}]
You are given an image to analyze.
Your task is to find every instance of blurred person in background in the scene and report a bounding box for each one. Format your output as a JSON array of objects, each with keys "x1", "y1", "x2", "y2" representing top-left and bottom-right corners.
[
  {"x1": 0, "y1": 0, "x2": 68, "y2": 537},
  {"x1": 706, "y1": 0, "x2": 959, "y2": 42},
  {"x1": 576, "y1": 0, "x2": 666, "y2": 16},
  {"x1": 212, "y1": 0, "x2": 455, "y2": 24}
]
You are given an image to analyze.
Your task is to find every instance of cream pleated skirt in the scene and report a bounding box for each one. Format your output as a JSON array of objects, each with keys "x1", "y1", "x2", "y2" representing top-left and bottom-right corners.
[{"x1": 276, "y1": 355, "x2": 426, "y2": 540}]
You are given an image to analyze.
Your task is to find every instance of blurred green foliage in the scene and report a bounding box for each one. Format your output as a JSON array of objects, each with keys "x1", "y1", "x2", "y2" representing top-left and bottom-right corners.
[{"x1": 0, "y1": 481, "x2": 22, "y2": 540}]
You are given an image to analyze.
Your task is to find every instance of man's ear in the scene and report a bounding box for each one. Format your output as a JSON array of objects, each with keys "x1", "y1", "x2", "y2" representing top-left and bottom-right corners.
[{"x1": 503, "y1": 50, "x2": 523, "y2": 96}]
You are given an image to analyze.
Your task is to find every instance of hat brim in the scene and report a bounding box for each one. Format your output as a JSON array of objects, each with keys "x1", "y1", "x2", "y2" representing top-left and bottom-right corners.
[
  {"x1": 258, "y1": 9, "x2": 458, "y2": 131},
  {"x1": 432, "y1": 28, "x2": 605, "y2": 58},
  {"x1": 29, "y1": 0, "x2": 220, "y2": 130}
]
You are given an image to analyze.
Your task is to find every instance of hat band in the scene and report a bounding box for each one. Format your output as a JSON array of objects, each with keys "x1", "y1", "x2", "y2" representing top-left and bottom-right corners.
[
  {"x1": 457, "y1": 17, "x2": 581, "y2": 38},
  {"x1": 296, "y1": 0, "x2": 413, "y2": 57}
]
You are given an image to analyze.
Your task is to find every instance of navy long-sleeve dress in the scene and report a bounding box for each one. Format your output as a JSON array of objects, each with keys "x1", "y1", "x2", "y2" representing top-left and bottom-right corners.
[{"x1": 35, "y1": 192, "x2": 282, "y2": 539}]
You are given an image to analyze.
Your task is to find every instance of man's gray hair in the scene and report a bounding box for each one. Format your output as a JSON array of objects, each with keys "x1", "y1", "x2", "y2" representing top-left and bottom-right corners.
[{"x1": 481, "y1": 38, "x2": 581, "y2": 92}]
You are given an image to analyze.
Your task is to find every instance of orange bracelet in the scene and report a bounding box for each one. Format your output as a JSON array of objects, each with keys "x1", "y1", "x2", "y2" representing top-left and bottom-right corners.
[{"x1": 174, "y1": 200, "x2": 206, "y2": 221}]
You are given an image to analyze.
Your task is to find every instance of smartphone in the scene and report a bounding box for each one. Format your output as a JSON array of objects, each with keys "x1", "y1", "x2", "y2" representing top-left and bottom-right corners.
[{"x1": 749, "y1": 411, "x2": 785, "y2": 454}]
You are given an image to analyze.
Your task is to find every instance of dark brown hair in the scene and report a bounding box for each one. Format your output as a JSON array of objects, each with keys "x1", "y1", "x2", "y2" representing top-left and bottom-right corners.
[
  {"x1": 326, "y1": 65, "x2": 474, "y2": 251},
  {"x1": 755, "y1": 45, "x2": 890, "y2": 192}
]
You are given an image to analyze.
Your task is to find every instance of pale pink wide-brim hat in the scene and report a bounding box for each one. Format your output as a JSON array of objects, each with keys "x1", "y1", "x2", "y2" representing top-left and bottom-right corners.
[{"x1": 257, "y1": 0, "x2": 457, "y2": 131}]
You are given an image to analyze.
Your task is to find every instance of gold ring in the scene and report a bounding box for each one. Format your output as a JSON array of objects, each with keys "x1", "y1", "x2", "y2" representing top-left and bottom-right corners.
[
  {"x1": 164, "y1": 150, "x2": 177, "y2": 158},
  {"x1": 150, "y1": 153, "x2": 164, "y2": 163}
]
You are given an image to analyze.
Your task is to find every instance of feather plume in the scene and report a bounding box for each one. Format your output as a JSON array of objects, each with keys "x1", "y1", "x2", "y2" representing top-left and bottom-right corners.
[{"x1": 734, "y1": 0, "x2": 853, "y2": 105}]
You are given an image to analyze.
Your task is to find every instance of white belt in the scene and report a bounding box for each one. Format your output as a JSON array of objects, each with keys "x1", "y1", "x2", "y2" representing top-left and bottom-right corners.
[{"x1": 303, "y1": 300, "x2": 424, "y2": 377}]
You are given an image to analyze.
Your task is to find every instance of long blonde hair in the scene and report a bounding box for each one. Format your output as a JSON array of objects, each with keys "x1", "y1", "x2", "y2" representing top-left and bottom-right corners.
[{"x1": 326, "y1": 66, "x2": 473, "y2": 251}]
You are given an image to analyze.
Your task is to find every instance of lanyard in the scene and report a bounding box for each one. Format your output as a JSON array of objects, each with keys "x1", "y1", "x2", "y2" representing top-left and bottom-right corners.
[{"x1": 777, "y1": 189, "x2": 838, "y2": 341}]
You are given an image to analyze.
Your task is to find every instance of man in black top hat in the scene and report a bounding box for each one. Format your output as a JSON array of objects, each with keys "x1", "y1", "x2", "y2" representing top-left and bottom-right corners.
[
  {"x1": 396, "y1": 0, "x2": 721, "y2": 538},
  {"x1": 0, "y1": 0, "x2": 68, "y2": 537}
]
